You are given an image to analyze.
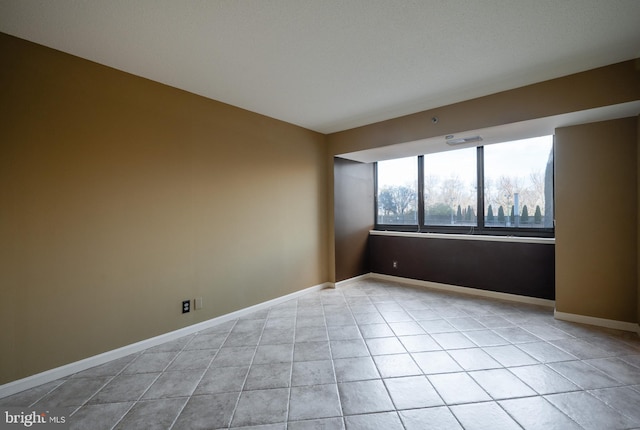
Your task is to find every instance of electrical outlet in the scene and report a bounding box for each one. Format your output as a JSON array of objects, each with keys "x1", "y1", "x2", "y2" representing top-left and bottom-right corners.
[
  {"x1": 392, "y1": 260, "x2": 398, "y2": 269},
  {"x1": 182, "y1": 300, "x2": 190, "y2": 313}
]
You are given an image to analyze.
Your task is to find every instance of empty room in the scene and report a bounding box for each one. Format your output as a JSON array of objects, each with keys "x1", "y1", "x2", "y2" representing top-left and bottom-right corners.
[{"x1": 1, "y1": 1, "x2": 640, "y2": 429}]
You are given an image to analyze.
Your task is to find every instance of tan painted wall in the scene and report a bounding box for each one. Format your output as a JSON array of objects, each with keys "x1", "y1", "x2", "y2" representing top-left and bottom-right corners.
[
  {"x1": 0, "y1": 34, "x2": 329, "y2": 384},
  {"x1": 555, "y1": 118, "x2": 638, "y2": 323}
]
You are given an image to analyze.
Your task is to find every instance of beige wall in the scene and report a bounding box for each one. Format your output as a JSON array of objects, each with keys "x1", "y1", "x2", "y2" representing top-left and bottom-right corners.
[
  {"x1": 555, "y1": 118, "x2": 638, "y2": 323},
  {"x1": 0, "y1": 34, "x2": 329, "y2": 384}
]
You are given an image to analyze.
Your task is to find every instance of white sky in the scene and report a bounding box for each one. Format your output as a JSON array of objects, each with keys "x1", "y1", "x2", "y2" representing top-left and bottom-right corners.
[{"x1": 378, "y1": 135, "x2": 553, "y2": 188}]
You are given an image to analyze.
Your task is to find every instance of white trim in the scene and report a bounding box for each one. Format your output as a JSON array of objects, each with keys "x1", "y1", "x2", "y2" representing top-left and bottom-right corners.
[
  {"x1": 0, "y1": 282, "x2": 331, "y2": 399},
  {"x1": 370, "y1": 230, "x2": 555, "y2": 245},
  {"x1": 554, "y1": 310, "x2": 639, "y2": 333},
  {"x1": 368, "y1": 273, "x2": 555, "y2": 308},
  {"x1": 333, "y1": 273, "x2": 372, "y2": 289}
]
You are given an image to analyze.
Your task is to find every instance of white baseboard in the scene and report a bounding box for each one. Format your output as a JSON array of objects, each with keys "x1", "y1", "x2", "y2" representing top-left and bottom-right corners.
[
  {"x1": 333, "y1": 273, "x2": 372, "y2": 289},
  {"x1": 0, "y1": 282, "x2": 331, "y2": 399},
  {"x1": 368, "y1": 273, "x2": 556, "y2": 308},
  {"x1": 554, "y1": 310, "x2": 639, "y2": 333}
]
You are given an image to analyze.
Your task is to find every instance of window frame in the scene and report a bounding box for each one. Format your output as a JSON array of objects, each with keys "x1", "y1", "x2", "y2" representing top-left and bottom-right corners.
[{"x1": 374, "y1": 140, "x2": 555, "y2": 238}]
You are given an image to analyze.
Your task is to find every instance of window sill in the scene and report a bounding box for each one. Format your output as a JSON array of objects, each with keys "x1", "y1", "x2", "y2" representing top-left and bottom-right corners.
[{"x1": 370, "y1": 230, "x2": 555, "y2": 245}]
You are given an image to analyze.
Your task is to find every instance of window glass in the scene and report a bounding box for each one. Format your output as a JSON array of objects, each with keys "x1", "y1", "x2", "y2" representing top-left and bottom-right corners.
[
  {"x1": 424, "y1": 148, "x2": 477, "y2": 226},
  {"x1": 484, "y1": 136, "x2": 553, "y2": 228},
  {"x1": 377, "y1": 156, "x2": 418, "y2": 224}
]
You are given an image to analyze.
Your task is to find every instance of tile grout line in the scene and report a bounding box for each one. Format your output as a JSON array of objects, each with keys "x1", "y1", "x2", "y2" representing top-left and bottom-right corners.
[{"x1": 166, "y1": 321, "x2": 237, "y2": 430}]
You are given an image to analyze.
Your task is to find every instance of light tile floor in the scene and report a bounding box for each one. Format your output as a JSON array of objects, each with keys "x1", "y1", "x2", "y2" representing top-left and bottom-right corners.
[{"x1": 2, "y1": 279, "x2": 640, "y2": 429}]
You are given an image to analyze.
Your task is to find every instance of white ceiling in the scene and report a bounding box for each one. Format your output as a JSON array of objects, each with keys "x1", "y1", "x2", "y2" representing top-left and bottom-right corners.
[{"x1": 1, "y1": 1, "x2": 639, "y2": 134}]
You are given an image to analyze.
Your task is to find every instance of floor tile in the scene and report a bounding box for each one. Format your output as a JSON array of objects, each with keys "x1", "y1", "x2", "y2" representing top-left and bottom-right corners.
[
  {"x1": 548, "y1": 360, "x2": 623, "y2": 389},
  {"x1": 293, "y1": 341, "x2": 332, "y2": 361},
  {"x1": 493, "y1": 326, "x2": 542, "y2": 343},
  {"x1": 71, "y1": 354, "x2": 138, "y2": 379},
  {"x1": 333, "y1": 357, "x2": 380, "y2": 382},
  {"x1": 589, "y1": 386, "x2": 640, "y2": 424},
  {"x1": 358, "y1": 323, "x2": 395, "y2": 338},
  {"x1": 211, "y1": 346, "x2": 256, "y2": 367},
  {"x1": 450, "y1": 401, "x2": 522, "y2": 430},
  {"x1": 330, "y1": 339, "x2": 369, "y2": 359},
  {"x1": 399, "y1": 406, "x2": 463, "y2": 430},
  {"x1": 260, "y1": 328, "x2": 295, "y2": 345},
  {"x1": 231, "y1": 388, "x2": 290, "y2": 427},
  {"x1": 288, "y1": 417, "x2": 345, "y2": 430},
  {"x1": 89, "y1": 372, "x2": 158, "y2": 404},
  {"x1": 0, "y1": 380, "x2": 65, "y2": 407},
  {"x1": 35, "y1": 377, "x2": 112, "y2": 408},
  {"x1": 344, "y1": 411, "x2": 403, "y2": 430},
  {"x1": 173, "y1": 392, "x2": 239, "y2": 429},
  {"x1": 292, "y1": 360, "x2": 335, "y2": 386},
  {"x1": 353, "y1": 312, "x2": 385, "y2": 325},
  {"x1": 252, "y1": 344, "x2": 294, "y2": 364},
  {"x1": 244, "y1": 362, "x2": 291, "y2": 390},
  {"x1": 288, "y1": 384, "x2": 342, "y2": 421},
  {"x1": 483, "y1": 344, "x2": 538, "y2": 367},
  {"x1": 524, "y1": 324, "x2": 574, "y2": 341},
  {"x1": 114, "y1": 397, "x2": 187, "y2": 430},
  {"x1": 516, "y1": 341, "x2": 578, "y2": 363},
  {"x1": 508, "y1": 364, "x2": 580, "y2": 395},
  {"x1": 384, "y1": 375, "x2": 444, "y2": 409},
  {"x1": 122, "y1": 352, "x2": 177, "y2": 374},
  {"x1": 499, "y1": 396, "x2": 582, "y2": 430},
  {"x1": 550, "y1": 338, "x2": 614, "y2": 359},
  {"x1": 166, "y1": 349, "x2": 215, "y2": 371},
  {"x1": 327, "y1": 325, "x2": 362, "y2": 340},
  {"x1": 428, "y1": 372, "x2": 491, "y2": 404},
  {"x1": 447, "y1": 348, "x2": 502, "y2": 371},
  {"x1": 7, "y1": 278, "x2": 640, "y2": 430},
  {"x1": 418, "y1": 319, "x2": 456, "y2": 334},
  {"x1": 295, "y1": 326, "x2": 329, "y2": 343},
  {"x1": 194, "y1": 365, "x2": 249, "y2": 395},
  {"x1": 68, "y1": 401, "x2": 133, "y2": 430},
  {"x1": 412, "y1": 350, "x2": 463, "y2": 374},
  {"x1": 546, "y1": 391, "x2": 635, "y2": 430},
  {"x1": 469, "y1": 368, "x2": 536, "y2": 399},
  {"x1": 365, "y1": 337, "x2": 406, "y2": 355},
  {"x1": 447, "y1": 317, "x2": 485, "y2": 331},
  {"x1": 585, "y1": 357, "x2": 640, "y2": 385},
  {"x1": 184, "y1": 333, "x2": 226, "y2": 350},
  {"x1": 431, "y1": 332, "x2": 476, "y2": 349},
  {"x1": 398, "y1": 334, "x2": 442, "y2": 352},
  {"x1": 372, "y1": 353, "x2": 421, "y2": 378},
  {"x1": 463, "y1": 329, "x2": 509, "y2": 347},
  {"x1": 142, "y1": 369, "x2": 204, "y2": 399},
  {"x1": 388, "y1": 321, "x2": 426, "y2": 336},
  {"x1": 338, "y1": 379, "x2": 394, "y2": 415}
]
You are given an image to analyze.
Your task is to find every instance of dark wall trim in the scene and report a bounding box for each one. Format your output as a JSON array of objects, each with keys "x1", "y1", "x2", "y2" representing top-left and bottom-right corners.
[
  {"x1": 369, "y1": 235, "x2": 555, "y2": 300},
  {"x1": 334, "y1": 157, "x2": 375, "y2": 282}
]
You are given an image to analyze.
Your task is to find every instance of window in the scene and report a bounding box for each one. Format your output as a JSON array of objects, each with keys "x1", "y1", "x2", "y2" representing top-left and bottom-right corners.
[
  {"x1": 376, "y1": 156, "x2": 418, "y2": 225},
  {"x1": 375, "y1": 136, "x2": 554, "y2": 236},
  {"x1": 484, "y1": 136, "x2": 554, "y2": 229},
  {"x1": 424, "y1": 148, "x2": 477, "y2": 226}
]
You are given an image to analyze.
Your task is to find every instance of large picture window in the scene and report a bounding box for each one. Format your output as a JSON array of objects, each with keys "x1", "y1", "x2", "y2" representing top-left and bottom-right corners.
[
  {"x1": 376, "y1": 156, "x2": 418, "y2": 225},
  {"x1": 375, "y1": 136, "x2": 554, "y2": 237},
  {"x1": 484, "y1": 136, "x2": 554, "y2": 229},
  {"x1": 424, "y1": 148, "x2": 477, "y2": 227}
]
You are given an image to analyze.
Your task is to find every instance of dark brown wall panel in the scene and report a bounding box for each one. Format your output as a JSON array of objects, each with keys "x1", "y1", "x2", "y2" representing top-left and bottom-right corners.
[
  {"x1": 370, "y1": 235, "x2": 555, "y2": 299},
  {"x1": 334, "y1": 158, "x2": 374, "y2": 281}
]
